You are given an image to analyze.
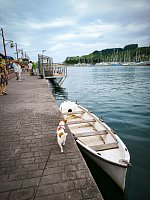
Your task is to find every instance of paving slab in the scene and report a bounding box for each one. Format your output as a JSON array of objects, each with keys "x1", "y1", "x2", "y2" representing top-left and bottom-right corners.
[{"x1": 0, "y1": 73, "x2": 104, "y2": 200}]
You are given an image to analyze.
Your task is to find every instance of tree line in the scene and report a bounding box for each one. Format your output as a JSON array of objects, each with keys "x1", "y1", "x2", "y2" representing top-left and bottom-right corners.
[{"x1": 64, "y1": 44, "x2": 150, "y2": 65}]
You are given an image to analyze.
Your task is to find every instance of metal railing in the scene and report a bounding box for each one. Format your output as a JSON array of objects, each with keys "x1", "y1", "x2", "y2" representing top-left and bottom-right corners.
[{"x1": 38, "y1": 54, "x2": 67, "y2": 84}]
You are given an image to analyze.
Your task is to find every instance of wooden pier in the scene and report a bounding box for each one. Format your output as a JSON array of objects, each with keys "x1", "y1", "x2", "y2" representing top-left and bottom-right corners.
[{"x1": 38, "y1": 54, "x2": 67, "y2": 85}]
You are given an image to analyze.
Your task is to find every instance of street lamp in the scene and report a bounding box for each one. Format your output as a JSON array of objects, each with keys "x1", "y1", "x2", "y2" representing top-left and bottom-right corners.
[
  {"x1": 13, "y1": 42, "x2": 18, "y2": 59},
  {"x1": 0, "y1": 29, "x2": 13, "y2": 58},
  {"x1": 17, "y1": 49, "x2": 24, "y2": 59},
  {"x1": 0, "y1": 28, "x2": 25, "y2": 61},
  {"x1": 5, "y1": 39, "x2": 13, "y2": 47},
  {"x1": 42, "y1": 50, "x2": 46, "y2": 78},
  {"x1": 0, "y1": 28, "x2": 16, "y2": 60},
  {"x1": 0, "y1": 28, "x2": 7, "y2": 58},
  {"x1": 42, "y1": 50, "x2": 46, "y2": 55}
]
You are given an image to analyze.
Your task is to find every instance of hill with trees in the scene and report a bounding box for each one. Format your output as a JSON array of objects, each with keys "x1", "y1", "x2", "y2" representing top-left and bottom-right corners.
[{"x1": 64, "y1": 44, "x2": 150, "y2": 65}]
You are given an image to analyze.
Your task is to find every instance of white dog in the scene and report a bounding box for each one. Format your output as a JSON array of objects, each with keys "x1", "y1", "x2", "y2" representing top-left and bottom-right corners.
[{"x1": 57, "y1": 120, "x2": 68, "y2": 153}]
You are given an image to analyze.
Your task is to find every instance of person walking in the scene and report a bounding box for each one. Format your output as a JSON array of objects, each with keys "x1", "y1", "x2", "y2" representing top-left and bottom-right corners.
[
  {"x1": 28, "y1": 61, "x2": 32, "y2": 76},
  {"x1": 32, "y1": 62, "x2": 37, "y2": 75},
  {"x1": 3, "y1": 65, "x2": 8, "y2": 94},
  {"x1": 17, "y1": 62, "x2": 22, "y2": 81},
  {"x1": 0, "y1": 60, "x2": 4, "y2": 96},
  {"x1": 0, "y1": 58, "x2": 8, "y2": 95},
  {"x1": 12, "y1": 60, "x2": 19, "y2": 80}
]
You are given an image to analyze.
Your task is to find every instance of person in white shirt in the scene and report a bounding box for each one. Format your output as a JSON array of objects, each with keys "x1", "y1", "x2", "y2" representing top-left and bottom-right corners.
[
  {"x1": 28, "y1": 61, "x2": 32, "y2": 76},
  {"x1": 17, "y1": 62, "x2": 22, "y2": 81},
  {"x1": 12, "y1": 60, "x2": 19, "y2": 80}
]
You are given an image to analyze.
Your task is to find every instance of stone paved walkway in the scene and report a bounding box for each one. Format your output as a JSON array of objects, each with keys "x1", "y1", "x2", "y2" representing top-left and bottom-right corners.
[{"x1": 0, "y1": 73, "x2": 103, "y2": 200}]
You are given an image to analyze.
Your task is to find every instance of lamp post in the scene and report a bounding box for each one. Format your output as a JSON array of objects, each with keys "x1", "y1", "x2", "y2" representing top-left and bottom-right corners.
[
  {"x1": 0, "y1": 28, "x2": 24, "y2": 61},
  {"x1": 0, "y1": 28, "x2": 15, "y2": 60},
  {"x1": 13, "y1": 43, "x2": 18, "y2": 59},
  {"x1": 42, "y1": 50, "x2": 46, "y2": 78},
  {"x1": 0, "y1": 28, "x2": 7, "y2": 58},
  {"x1": 42, "y1": 50, "x2": 46, "y2": 56},
  {"x1": 17, "y1": 49, "x2": 24, "y2": 59},
  {"x1": 4, "y1": 40, "x2": 14, "y2": 60},
  {"x1": 5, "y1": 39, "x2": 13, "y2": 46},
  {"x1": 0, "y1": 29, "x2": 13, "y2": 59}
]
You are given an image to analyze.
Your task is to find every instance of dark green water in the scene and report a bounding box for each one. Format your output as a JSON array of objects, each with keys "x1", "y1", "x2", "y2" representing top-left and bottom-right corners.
[{"x1": 49, "y1": 66, "x2": 150, "y2": 200}]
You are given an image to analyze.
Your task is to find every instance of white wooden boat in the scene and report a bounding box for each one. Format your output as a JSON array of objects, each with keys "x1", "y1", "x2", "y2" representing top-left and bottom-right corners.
[{"x1": 60, "y1": 101, "x2": 131, "y2": 191}]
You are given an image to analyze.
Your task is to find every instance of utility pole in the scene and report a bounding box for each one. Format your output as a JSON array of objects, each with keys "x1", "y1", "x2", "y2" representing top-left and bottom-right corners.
[
  {"x1": 0, "y1": 28, "x2": 7, "y2": 58},
  {"x1": 14, "y1": 43, "x2": 18, "y2": 59}
]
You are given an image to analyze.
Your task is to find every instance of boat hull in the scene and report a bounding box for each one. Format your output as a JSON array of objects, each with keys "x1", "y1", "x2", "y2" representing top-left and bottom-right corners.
[
  {"x1": 60, "y1": 101, "x2": 130, "y2": 191},
  {"x1": 77, "y1": 140, "x2": 128, "y2": 191}
]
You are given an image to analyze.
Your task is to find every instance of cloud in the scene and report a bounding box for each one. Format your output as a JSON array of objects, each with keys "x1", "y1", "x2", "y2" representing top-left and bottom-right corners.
[
  {"x1": 124, "y1": 22, "x2": 150, "y2": 33},
  {"x1": 25, "y1": 17, "x2": 77, "y2": 30},
  {"x1": 50, "y1": 20, "x2": 118, "y2": 47},
  {"x1": 0, "y1": 0, "x2": 150, "y2": 62}
]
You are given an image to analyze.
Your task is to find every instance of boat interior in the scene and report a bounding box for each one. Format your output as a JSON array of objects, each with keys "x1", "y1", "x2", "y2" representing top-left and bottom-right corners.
[{"x1": 65, "y1": 110, "x2": 119, "y2": 152}]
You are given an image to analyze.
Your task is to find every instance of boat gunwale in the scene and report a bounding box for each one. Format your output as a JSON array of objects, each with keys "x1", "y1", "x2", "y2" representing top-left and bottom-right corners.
[{"x1": 77, "y1": 139, "x2": 129, "y2": 168}]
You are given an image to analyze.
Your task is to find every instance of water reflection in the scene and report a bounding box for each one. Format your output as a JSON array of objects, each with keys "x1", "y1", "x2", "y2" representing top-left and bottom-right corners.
[{"x1": 48, "y1": 79, "x2": 68, "y2": 104}]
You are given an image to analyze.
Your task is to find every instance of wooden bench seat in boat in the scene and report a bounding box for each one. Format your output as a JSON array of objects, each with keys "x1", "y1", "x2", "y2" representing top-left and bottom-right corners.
[
  {"x1": 67, "y1": 118, "x2": 96, "y2": 125},
  {"x1": 89, "y1": 142, "x2": 119, "y2": 151},
  {"x1": 74, "y1": 130, "x2": 108, "y2": 138},
  {"x1": 63, "y1": 110, "x2": 85, "y2": 115}
]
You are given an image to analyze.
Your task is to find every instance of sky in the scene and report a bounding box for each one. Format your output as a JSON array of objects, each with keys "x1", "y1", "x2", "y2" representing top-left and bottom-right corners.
[{"x1": 0, "y1": 0, "x2": 150, "y2": 63}]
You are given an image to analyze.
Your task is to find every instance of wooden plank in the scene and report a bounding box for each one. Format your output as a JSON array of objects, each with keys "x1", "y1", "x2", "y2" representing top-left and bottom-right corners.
[
  {"x1": 67, "y1": 118, "x2": 96, "y2": 125},
  {"x1": 74, "y1": 130, "x2": 108, "y2": 138},
  {"x1": 89, "y1": 142, "x2": 119, "y2": 151},
  {"x1": 63, "y1": 110, "x2": 85, "y2": 115}
]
